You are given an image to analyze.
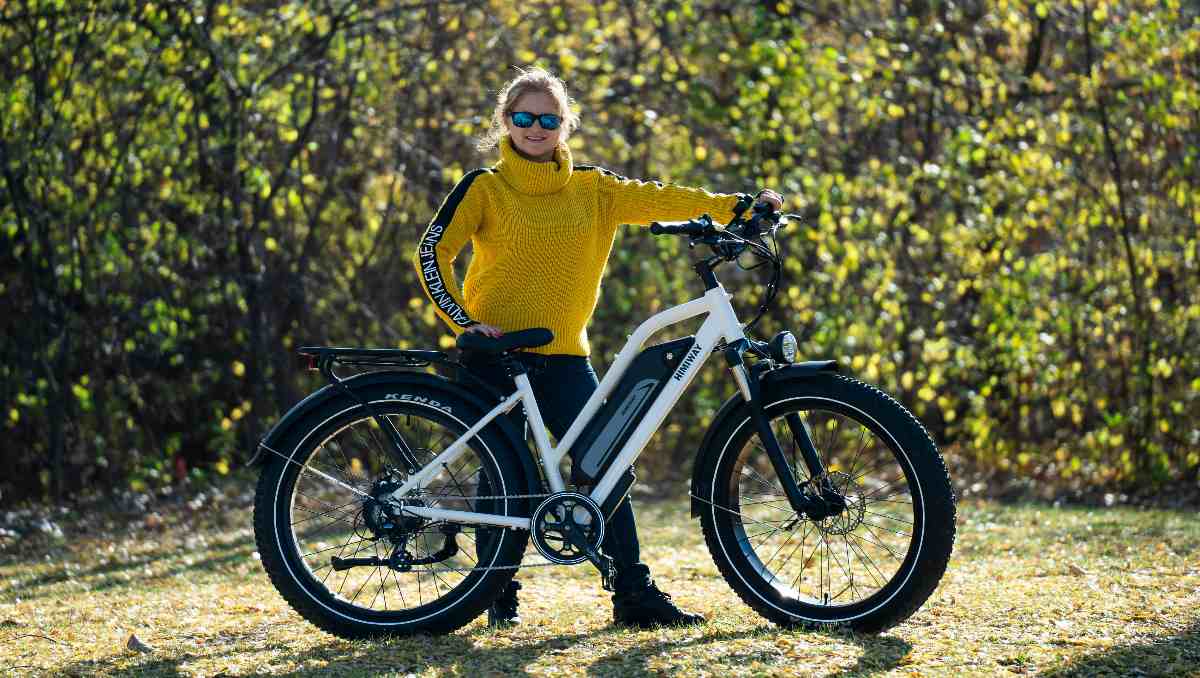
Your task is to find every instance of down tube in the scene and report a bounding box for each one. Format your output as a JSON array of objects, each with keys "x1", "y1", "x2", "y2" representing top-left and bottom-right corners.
[{"x1": 589, "y1": 314, "x2": 727, "y2": 503}]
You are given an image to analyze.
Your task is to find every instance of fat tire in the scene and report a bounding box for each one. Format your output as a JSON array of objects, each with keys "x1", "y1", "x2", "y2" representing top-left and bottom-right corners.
[
  {"x1": 698, "y1": 372, "x2": 955, "y2": 633},
  {"x1": 253, "y1": 383, "x2": 530, "y2": 638}
]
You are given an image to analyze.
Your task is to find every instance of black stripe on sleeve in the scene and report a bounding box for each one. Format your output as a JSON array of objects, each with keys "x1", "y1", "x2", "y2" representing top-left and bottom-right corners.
[{"x1": 417, "y1": 168, "x2": 492, "y2": 328}]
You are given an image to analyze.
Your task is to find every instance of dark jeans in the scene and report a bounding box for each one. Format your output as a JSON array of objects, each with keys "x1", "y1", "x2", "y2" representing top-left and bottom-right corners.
[{"x1": 461, "y1": 350, "x2": 643, "y2": 573}]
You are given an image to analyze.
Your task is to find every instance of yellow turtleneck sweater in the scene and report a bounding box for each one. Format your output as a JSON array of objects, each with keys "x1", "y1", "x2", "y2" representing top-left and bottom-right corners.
[{"x1": 413, "y1": 136, "x2": 749, "y2": 356}]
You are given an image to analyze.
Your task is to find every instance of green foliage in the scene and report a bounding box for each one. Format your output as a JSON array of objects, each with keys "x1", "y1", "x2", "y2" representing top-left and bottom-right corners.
[{"x1": 1, "y1": 0, "x2": 1197, "y2": 504}]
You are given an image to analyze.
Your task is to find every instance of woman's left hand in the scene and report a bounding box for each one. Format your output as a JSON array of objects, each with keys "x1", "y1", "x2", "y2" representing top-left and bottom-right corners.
[{"x1": 756, "y1": 189, "x2": 783, "y2": 211}]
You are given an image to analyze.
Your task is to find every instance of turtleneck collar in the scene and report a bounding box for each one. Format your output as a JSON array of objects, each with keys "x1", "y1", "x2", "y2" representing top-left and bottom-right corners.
[{"x1": 494, "y1": 135, "x2": 573, "y2": 196}]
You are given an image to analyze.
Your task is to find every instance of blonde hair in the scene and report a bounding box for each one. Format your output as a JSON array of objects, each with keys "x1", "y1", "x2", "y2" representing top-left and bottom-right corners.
[{"x1": 476, "y1": 66, "x2": 581, "y2": 153}]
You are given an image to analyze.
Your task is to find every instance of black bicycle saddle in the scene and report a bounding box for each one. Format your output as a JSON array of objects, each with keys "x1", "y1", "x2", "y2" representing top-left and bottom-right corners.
[{"x1": 455, "y1": 327, "x2": 554, "y2": 354}]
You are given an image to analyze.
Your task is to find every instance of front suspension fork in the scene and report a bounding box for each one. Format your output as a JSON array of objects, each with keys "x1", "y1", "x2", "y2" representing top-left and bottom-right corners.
[{"x1": 725, "y1": 343, "x2": 839, "y2": 520}]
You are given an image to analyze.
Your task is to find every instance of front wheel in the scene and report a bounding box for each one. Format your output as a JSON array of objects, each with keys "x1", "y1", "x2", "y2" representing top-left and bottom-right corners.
[{"x1": 699, "y1": 372, "x2": 955, "y2": 632}]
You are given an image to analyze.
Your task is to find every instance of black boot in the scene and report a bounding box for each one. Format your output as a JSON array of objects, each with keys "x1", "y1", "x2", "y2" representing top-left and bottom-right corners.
[
  {"x1": 487, "y1": 580, "x2": 521, "y2": 627},
  {"x1": 611, "y1": 565, "x2": 705, "y2": 628}
]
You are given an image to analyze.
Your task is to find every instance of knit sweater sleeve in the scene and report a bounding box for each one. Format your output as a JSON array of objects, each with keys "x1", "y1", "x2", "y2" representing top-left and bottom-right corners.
[
  {"x1": 412, "y1": 170, "x2": 490, "y2": 334},
  {"x1": 591, "y1": 167, "x2": 750, "y2": 227}
]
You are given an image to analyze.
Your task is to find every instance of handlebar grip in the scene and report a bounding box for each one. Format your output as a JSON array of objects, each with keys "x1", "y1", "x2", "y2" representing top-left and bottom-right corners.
[{"x1": 650, "y1": 220, "x2": 704, "y2": 236}]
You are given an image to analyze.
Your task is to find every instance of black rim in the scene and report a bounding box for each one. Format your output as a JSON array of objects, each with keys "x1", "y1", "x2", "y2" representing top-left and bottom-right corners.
[
  {"x1": 718, "y1": 396, "x2": 922, "y2": 615},
  {"x1": 278, "y1": 403, "x2": 511, "y2": 618}
]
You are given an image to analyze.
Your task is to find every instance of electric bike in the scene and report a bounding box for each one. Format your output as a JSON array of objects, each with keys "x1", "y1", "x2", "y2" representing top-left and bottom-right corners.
[{"x1": 249, "y1": 201, "x2": 957, "y2": 638}]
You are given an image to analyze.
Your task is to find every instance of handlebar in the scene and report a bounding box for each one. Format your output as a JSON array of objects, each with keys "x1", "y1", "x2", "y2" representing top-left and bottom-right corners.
[
  {"x1": 646, "y1": 198, "x2": 805, "y2": 336},
  {"x1": 649, "y1": 220, "x2": 710, "y2": 236}
]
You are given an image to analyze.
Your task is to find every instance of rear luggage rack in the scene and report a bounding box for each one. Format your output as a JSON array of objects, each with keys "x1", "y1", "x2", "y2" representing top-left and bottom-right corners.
[{"x1": 297, "y1": 346, "x2": 449, "y2": 371}]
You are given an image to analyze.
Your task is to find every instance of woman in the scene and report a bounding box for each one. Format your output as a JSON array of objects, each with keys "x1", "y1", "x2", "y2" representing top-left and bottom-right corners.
[{"x1": 413, "y1": 67, "x2": 782, "y2": 628}]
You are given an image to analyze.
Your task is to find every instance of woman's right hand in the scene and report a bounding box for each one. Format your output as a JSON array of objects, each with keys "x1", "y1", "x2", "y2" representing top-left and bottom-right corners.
[{"x1": 464, "y1": 323, "x2": 504, "y2": 338}]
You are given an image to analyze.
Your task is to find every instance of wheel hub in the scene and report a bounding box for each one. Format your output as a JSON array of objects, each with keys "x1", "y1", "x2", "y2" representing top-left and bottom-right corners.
[
  {"x1": 810, "y1": 471, "x2": 866, "y2": 536},
  {"x1": 361, "y1": 475, "x2": 426, "y2": 539}
]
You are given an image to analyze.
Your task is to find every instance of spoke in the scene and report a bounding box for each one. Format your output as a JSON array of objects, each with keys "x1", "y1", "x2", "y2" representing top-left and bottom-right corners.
[
  {"x1": 769, "y1": 523, "x2": 809, "y2": 587},
  {"x1": 738, "y1": 489, "x2": 787, "y2": 501},
  {"x1": 369, "y1": 543, "x2": 385, "y2": 610},
  {"x1": 291, "y1": 499, "x2": 360, "y2": 529},
  {"x1": 320, "y1": 529, "x2": 358, "y2": 586},
  {"x1": 845, "y1": 426, "x2": 870, "y2": 480},
  {"x1": 844, "y1": 535, "x2": 859, "y2": 600},
  {"x1": 741, "y1": 524, "x2": 786, "y2": 543},
  {"x1": 862, "y1": 519, "x2": 911, "y2": 539},
  {"x1": 849, "y1": 455, "x2": 899, "y2": 484},
  {"x1": 390, "y1": 568, "x2": 408, "y2": 607},
  {"x1": 294, "y1": 490, "x2": 358, "y2": 516},
  {"x1": 862, "y1": 508, "x2": 913, "y2": 526},
  {"x1": 740, "y1": 462, "x2": 779, "y2": 494},
  {"x1": 376, "y1": 562, "x2": 390, "y2": 611},
  {"x1": 844, "y1": 534, "x2": 888, "y2": 588},
  {"x1": 820, "y1": 526, "x2": 827, "y2": 604},
  {"x1": 788, "y1": 522, "x2": 816, "y2": 589},
  {"x1": 846, "y1": 529, "x2": 902, "y2": 561},
  {"x1": 821, "y1": 528, "x2": 856, "y2": 602},
  {"x1": 337, "y1": 535, "x2": 371, "y2": 597},
  {"x1": 860, "y1": 477, "x2": 908, "y2": 502},
  {"x1": 797, "y1": 522, "x2": 820, "y2": 592},
  {"x1": 760, "y1": 522, "x2": 803, "y2": 571},
  {"x1": 739, "y1": 496, "x2": 795, "y2": 509},
  {"x1": 349, "y1": 566, "x2": 373, "y2": 604},
  {"x1": 427, "y1": 565, "x2": 457, "y2": 592},
  {"x1": 441, "y1": 462, "x2": 476, "y2": 512},
  {"x1": 829, "y1": 415, "x2": 844, "y2": 464},
  {"x1": 871, "y1": 496, "x2": 914, "y2": 505},
  {"x1": 302, "y1": 537, "x2": 374, "y2": 559}
]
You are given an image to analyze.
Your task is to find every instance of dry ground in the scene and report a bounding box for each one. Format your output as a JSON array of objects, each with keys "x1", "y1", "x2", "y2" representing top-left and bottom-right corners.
[{"x1": 1, "y1": 477, "x2": 1197, "y2": 677}]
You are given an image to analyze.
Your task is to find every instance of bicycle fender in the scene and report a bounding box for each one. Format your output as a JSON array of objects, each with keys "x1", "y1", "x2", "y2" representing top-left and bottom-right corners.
[
  {"x1": 247, "y1": 370, "x2": 543, "y2": 498},
  {"x1": 689, "y1": 360, "x2": 840, "y2": 517}
]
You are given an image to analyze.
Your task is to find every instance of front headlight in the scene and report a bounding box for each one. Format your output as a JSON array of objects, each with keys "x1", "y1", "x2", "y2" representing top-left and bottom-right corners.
[{"x1": 769, "y1": 331, "x2": 797, "y2": 363}]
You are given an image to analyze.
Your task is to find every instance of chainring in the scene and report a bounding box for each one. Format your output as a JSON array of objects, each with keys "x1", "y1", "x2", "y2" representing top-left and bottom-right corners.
[{"x1": 530, "y1": 492, "x2": 606, "y2": 565}]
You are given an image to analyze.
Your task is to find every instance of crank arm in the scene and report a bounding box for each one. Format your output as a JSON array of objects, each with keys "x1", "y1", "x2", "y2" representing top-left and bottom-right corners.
[{"x1": 560, "y1": 522, "x2": 616, "y2": 591}]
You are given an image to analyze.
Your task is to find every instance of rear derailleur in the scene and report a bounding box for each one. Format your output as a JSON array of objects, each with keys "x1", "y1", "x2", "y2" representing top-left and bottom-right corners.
[{"x1": 331, "y1": 473, "x2": 460, "y2": 572}]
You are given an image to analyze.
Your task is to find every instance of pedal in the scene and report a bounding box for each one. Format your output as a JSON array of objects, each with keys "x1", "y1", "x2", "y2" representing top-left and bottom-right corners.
[{"x1": 594, "y1": 552, "x2": 616, "y2": 592}]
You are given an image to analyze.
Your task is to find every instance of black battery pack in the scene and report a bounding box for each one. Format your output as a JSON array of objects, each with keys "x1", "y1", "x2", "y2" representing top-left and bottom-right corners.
[{"x1": 569, "y1": 336, "x2": 696, "y2": 486}]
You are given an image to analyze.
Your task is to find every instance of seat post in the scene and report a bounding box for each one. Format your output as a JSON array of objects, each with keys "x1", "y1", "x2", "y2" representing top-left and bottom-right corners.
[{"x1": 499, "y1": 352, "x2": 530, "y2": 381}]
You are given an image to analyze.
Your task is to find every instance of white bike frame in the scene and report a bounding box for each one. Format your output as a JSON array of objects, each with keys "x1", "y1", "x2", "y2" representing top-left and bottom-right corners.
[{"x1": 388, "y1": 282, "x2": 755, "y2": 531}]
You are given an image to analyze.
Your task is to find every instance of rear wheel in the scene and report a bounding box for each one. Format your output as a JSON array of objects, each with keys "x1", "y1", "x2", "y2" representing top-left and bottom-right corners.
[
  {"x1": 699, "y1": 373, "x2": 955, "y2": 632},
  {"x1": 253, "y1": 384, "x2": 529, "y2": 638}
]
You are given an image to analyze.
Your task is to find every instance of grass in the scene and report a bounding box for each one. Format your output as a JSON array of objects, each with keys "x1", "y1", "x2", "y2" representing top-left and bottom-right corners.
[{"x1": 0, "y1": 476, "x2": 1197, "y2": 677}]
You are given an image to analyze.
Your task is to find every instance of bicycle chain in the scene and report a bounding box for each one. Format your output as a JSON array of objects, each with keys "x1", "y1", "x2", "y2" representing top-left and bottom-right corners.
[
  {"x1": 416, "y1": 493, "x2": 555, "y2": 501},
  {"x1": 260, "y1": 443, "x2": 584, "y2": 574}
]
